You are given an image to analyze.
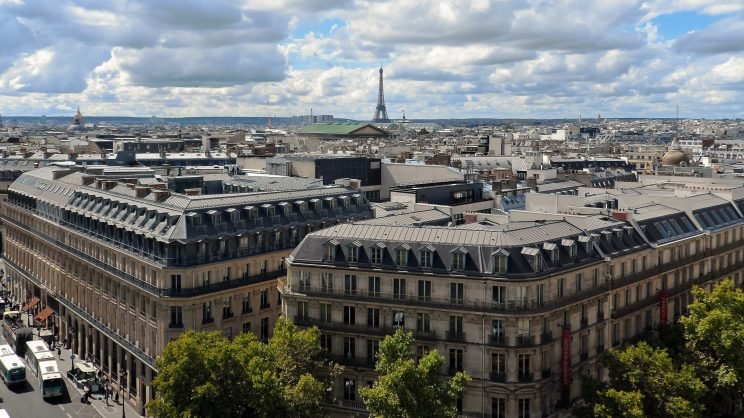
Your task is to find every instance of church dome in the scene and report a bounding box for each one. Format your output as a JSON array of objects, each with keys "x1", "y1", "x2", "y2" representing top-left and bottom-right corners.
[{"x1": 661, "y1": 138, "x2": 690, "y2": 166}]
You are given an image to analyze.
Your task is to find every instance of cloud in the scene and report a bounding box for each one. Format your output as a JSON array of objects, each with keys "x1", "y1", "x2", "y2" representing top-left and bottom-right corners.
[
  {"x1": 0, "y1": 0, "x2": 741, "y2": 118},
  {"x1": 673, "y1": 15, "x2": 744, "y2": 54}
]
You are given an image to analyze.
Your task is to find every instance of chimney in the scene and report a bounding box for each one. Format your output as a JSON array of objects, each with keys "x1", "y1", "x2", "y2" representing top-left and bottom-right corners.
[
  {"x1": 82, "y1": 175, "x2": 96, "y2": 186},
  {"x1": 52, "y1": 169, "x2": 71, "y2": 180},
  {"x1": 152, "y1": 189, "x2": 171, "y2": 201},
  {"x1": 103, "y1": 180, "x2": 117, "y2": 190},
  {"x1": 135, "y1": 186, "x2": 151, "y2": 198},
  {"x1": 184, "y1": 188, "x2": 202, "y2": 196}
]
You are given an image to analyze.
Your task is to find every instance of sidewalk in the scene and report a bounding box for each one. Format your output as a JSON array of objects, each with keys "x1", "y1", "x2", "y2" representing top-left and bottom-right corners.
[{"x1": 21, "y1": 314, "x2": 143, "y2": 417}]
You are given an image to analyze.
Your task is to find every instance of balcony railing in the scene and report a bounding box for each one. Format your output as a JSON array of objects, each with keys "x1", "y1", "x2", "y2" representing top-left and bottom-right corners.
[
  {"x1": 3, "y1": 214, "x2": 286, "y2": 298},
  {"x1": 580, "y1": 317, "x2": 589, "y2": 328},
  {"x1": 488, "y1": 334, "x2": 507, "y2": 346},
  {"x1": 580, "y1": 352, "x2": 589, "y2": 361},
  {"x1": 541, "y1": 331, "x2": 553, "y2": 344},
  {"x1": 445, "y1": 331, "x2": 466, "y2": 342},
  {"x1": 3, "y1": 257, "x2": 157, "y2": 370},
  {"x1": 516, "y1": 335, "x2": 534, "y2": 346},
  {"x1": 286, "y1": 282, "x2": 611, "y2": 316},
  {"x1": 541, "y1": 369, "x2": 552, "y2": 379},
  {"x1": 518, "y1": 373, "x2": 533, "y2": 383},
  {"x1": 489, "y1": 372, "x2": 506, "y2": 382}
]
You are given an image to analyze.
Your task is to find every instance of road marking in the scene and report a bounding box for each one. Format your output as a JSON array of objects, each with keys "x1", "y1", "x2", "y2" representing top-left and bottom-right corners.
[{"x1": 66, "y1": 413, "x2": 73, "y2": 418}]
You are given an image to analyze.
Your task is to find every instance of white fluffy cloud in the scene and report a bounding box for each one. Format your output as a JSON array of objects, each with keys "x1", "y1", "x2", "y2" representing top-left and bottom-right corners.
[{"x1": 0, "y1": 0, "x2": 741, "y2": 118}]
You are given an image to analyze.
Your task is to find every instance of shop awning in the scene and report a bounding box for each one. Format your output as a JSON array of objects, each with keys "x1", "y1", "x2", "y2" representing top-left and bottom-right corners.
[
  {"x1": 20, "y1": 297, "x2": 40, "y2": 313},
  {"x1": 34, "y1": 306, "x2": 54, "y2": 323}
]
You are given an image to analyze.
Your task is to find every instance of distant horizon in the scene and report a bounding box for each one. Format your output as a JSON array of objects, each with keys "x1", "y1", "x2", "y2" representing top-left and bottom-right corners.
[{"x1": 1, "y1": 115, "x2": 740, "y2": 121}]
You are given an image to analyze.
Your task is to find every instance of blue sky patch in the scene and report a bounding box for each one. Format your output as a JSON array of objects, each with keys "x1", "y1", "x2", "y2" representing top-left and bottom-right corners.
[
  {"x1": 652, "y1": 11, "x2": 726, "y2": 39},
  {"x1": 293, "y1": 17, "x2": 345, "y2": 37}
]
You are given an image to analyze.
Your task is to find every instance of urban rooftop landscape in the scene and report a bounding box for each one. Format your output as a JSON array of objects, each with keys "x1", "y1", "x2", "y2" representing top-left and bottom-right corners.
[{"x1": 0, "y1": 1, "x2": 742, "y2": 418}]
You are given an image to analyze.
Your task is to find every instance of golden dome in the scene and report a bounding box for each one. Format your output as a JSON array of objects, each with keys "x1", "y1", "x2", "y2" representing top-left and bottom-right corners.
[{"x1": 661, "y1": 138, "x2": 690, "y2": 166}]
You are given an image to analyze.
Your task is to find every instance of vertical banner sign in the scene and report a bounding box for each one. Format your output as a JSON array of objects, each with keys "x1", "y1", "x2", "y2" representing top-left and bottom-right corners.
[
  {"x1": 561, "y1": 327, "x2": 571, "y2": 404},
  {"x1": 659, "y1": 290, "x2": 668, "y2": 325}
]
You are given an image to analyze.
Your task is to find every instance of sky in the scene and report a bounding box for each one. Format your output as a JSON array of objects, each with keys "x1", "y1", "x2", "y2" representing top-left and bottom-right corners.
[{"x1": 0, "y1": 0, "x2": 741, "y2": 119}]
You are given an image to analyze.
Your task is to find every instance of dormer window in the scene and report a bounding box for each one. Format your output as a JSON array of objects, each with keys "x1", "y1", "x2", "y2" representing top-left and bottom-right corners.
[
  {"x1": 450, "y1": 247, "x2": 467, "y2": 270},
  {"x1": 562, "y1": 239, "x2": 576, "y2": 259},
  {"x1": 396, "y1": 245, "x2": 410, "y2": 267},
  {"x1": 420, "y1": 244, "x2": 435, "y2": 268},
  {"x1": 543, "y1": 243, "x2": 558, "y2": 264},
  {"x1": 207, "y1": 210, "x2": 221, "y2": 226},
  {"x1": 521, "y1": 247, "x2": 542, "y2": 272},
  {"x1": 579, "y1": 235, "x2": 593, "y2": 256},
  {"x1": 371, "y1": 244, "x2": 384, "y2": 264},
  {"x1": 602, "y1": 230, "x2": 612, "y2": 243},
  {"x1": 492, "y1": 249, "x2": 509, "y2": 273},
  {"x1": 324, "y1": 239, "x2": 339, "y2": 261},
  {"x1": 348, "y1": 242, "x2": 361, "y2": 263}
]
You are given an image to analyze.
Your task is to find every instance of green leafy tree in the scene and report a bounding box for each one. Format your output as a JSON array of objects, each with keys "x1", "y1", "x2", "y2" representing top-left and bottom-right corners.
[
  {"x1": 596, "y1": 342, "x2": 705, "y2": 418},
  {"x1": 147, "y1": 318, "x2": 332, "y2": 418},
  {"x1": 592, "y1": 388, "x2": 645, "y2": 418},
  {"x1": 359, "y1": 329, "x2": 470, "y2": 418},
  {"x1": 681, "y1": 279, "x2": 744, "y2": 416}
]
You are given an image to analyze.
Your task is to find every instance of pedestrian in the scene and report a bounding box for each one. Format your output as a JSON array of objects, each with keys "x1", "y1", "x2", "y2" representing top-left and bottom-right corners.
[
  {"x1": 57, "y1": 347, "x2": 61, "y2": 356},
  {"x1": 115, "y1": 390, "x2": 119, "y2": 404}
]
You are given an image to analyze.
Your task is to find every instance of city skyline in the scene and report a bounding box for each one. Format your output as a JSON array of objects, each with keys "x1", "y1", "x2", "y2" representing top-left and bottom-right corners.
[{"x1": 0, "y1": 0, "x2": 741, "y2": 119}]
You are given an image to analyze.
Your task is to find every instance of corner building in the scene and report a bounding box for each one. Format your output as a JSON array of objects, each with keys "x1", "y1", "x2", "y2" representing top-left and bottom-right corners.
[
  {"x1": 1, "y1": 166, "x2": 372, "y2": 414},
  {"x1": 282, "y1": 196, "x2": 744, "y2": 418}
]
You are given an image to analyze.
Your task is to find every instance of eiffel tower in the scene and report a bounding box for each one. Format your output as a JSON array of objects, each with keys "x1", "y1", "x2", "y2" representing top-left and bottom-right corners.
[{"x1": 372, "y1": 66, "x2": 390, "y2": 123}]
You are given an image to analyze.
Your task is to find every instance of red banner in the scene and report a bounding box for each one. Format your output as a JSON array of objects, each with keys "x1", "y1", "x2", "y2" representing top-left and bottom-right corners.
[
  {"x1": 561, "y1": 327, "x2": 571, "y2": 389},
  {"x1": 659, "y1": 290, "x2": 668, "y2": 325}
]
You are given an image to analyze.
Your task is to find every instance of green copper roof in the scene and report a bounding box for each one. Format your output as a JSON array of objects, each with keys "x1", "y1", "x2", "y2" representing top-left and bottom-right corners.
[{"x1": 295, "y1": 123, "x2": 386, "y2": 135}]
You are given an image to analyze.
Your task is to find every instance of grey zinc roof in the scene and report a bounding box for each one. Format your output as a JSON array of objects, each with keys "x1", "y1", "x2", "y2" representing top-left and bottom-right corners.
[
  {"x1": 356, "y1": 209, "x2": 451, "y2": 226},
  {"x1": 310, "y1": 221, "x2": 584, "y2": 247}
]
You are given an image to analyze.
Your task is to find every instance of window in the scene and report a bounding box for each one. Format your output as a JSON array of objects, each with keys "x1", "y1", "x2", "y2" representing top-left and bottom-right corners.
[
  {"x1": 450, "y1": 282, "x2": 464, "y2": 304},
  {"x1": 393, "y1": 278, "x2": 406, "y2": 299},
  {"x1": 344, "y1": 274, "x2": 357, "y2": 295},
  {"x1": 202, "y1": 302, "x2": 213, "y2": 323},
  {"x1": 368, "y1": 276, "x2": 381, "y2": 297},
  {"x1": 575, "y1": 273, "x2": 582, "y2": 292},
  {"x1": 242, "y1": 295, "x2": 252, "y2": 314},
  {"x1": 296, "y1": 301, "x2": 308, "y2": 321},
  {"x1": 416, "y1": 312, "x2": 431, "y2": 333},
  {"x1": 420, "y1": 250, "x2": 432, "y2": 268},
  {"x1": 343, "y1": 378, "x2": 356, "y2": 401},
  {"x1": 396, "y1": 248, "x2": 408, "y2": 266},
  {"x1": 493, "y1": 254, "x2": 508, "y2": 273},
  {"x1": 298, "y1": 271, "x2": 310, "y2": 292},
  {"x1": 518, "y1": 398, "x2": 530, "y2": 418},
  {"x1": 393, "y1": 311, "x2": 405, "y2": 328},
  {"x1": 170, "y1": 274, "x2": 181, "y2": 290},
  {"x1": 320, "y1": 334, "x2": 332, "y2": 352},
  {"x1": 451, "y1": 252, "x2": 465, "y2": 270},
  {"x1": 367, "y1": 308, "x2": 380, "y2": 328},
  {"x1": 260, "y1": 289, "x2": 270, "y2": 309},
  {"x1": 449, "y1": 348, "x2": 464, "y2": 372},
  {"x1": 491, "y1": 319, "x2": 504, "y2": 338},
  {"x1": 449, "y1": 315, "x2": 463, "y2": 338},
  {"x1": 320, "y1": 303, "x2": 332, "y2": 322},
  {"x1": 492, "y1": 286, "x2": 506, "y2": 306},
  {"x1": 169, "y1": 307, "x2": 182, "y2": 327},
  {"x1": 324, "y1": 244, "x2": 335, "y2": 261},
  {"x1": 321, "y1": 272, "x2": 333, "y2": 293},
  {"x1": 348, "y1": 246, "x2": 358, "y2": 263},
  {"x1": 370, "y1": 247, "x2": 382, "y2": 264},
  {"x1": 515, "y1": 286, "x2": 528, "y2": 307},
  {"x1": 537, "y1": 283, "x2": 545, "y2": 305},
  {"x1": 242, "y1": 322, "x2": 251, "y2": 334},
  {"x1": 592, "y1": 269, "x2": 598, "y2": 288},
  {"x1": 260, "y1": 318, "x2": 269, "y2": 341},
  {"x1": 416, "y1": 345, "x2": 430, "y2": 361},
  {"x1": 367, "y1": 340, "x2": 380, "y2": 365},
  {"x1": 418, "y1": 280, "x2": 432, "y2": 302},
  {"x1": 492, "y1": 352, "x2": 506, "y2": 374},
  {"x1": 492, "y1": 398, "x2": 506, "y2": 418},
  {"x1": 343, "y1": 306, "x2": 356, "y2": 325},
  {"x1": 558, "y1": 278, "x2": 565, "y2": 298},
  {"x1": 518, "y1": 354, "x2": 531, "y2": 379},
  {"x1": 343, "y1": 337, "x2": 356, "y2": 359}
]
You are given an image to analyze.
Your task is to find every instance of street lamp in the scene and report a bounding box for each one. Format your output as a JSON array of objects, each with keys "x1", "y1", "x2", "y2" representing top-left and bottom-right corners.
[{"x1": 120, "y1": 367, "x2": 128, "y2": 418}]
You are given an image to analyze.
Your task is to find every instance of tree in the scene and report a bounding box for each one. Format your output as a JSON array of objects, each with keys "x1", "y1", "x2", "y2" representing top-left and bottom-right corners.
[
  {"x1": 359, "y1": 329, "x2": 470, "y2": 418},
  {"x1": 595, "y1": 342, "x2": 705, "y2": 418},
  {"x1": 681, "y1": 279, "x2": 744, "y2": 416},
  {"x1": 147, "y1": 318, "x2": 332, "y2": 418}
]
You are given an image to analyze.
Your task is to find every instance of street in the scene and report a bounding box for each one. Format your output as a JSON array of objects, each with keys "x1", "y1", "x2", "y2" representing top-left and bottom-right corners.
[{"x1": 0, "y1": 338, "x2": 101, "y2": 418}]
